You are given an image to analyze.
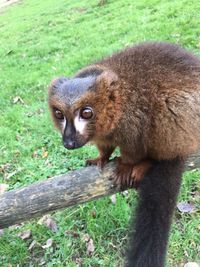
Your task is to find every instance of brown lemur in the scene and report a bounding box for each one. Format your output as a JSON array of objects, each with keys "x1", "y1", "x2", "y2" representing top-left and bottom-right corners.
[{"x1": 48, "y1": 42, "x2": 200, "y2": 267}]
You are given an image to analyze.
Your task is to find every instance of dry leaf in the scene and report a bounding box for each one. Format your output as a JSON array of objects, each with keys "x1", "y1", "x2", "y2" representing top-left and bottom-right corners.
[
  {"x1": 87, "y1": 238, "x2": 95, "y2": 255},
  {"x1": 18, "y1": 230, "x2": 32, "y2": 240},
  {"x1": 72, "y1": 256, "x2": 82, "y2": 267},
  {"x1": 65, "y1": 230, "x2": 79, "y2": 238},
  {"x1": 37, "y1": 108, "x2": 44, "y2": 114},
  {"x1": 90, "y1": 210, "x2": 97, "y2": 218},
  {"x1": 177, "y1": 202, "x2": 196, "y2": 213},
  {"x1": 42, "y1": 238, "x2": 53, "y2": 249},
  {"x1": 0, "y1": 184, "x2": 9, "y2": 194},
  {"x1": 39, "y1": 260, "x2": 46, "y2": 266},
  {"x1": 44, "y1": 218, "x2": 58, "y2": 232},
  {"x1": 82, "y1": 233, "x2": 90, "y2": 242},
  {"x1": 32, "y1": 150, "x2": 38, "y2": 158},
  {"x1": 122, "y1": 190, "x2": 129, "y2": 197},
  {"x1": 5, "y1": 168, "x2": 22, "y2": 180},
  {"x1": 44, "y1": 159, "x2": 51, "y2": 167},
  {"x1": 12, "y1": 96, "x2": 24, "y2": 104},
  {"x1": 184, "y1": 262, "x2": 199, "y2": 267},
  {"x1": 37, "y1": 215, "x2": 58, "y2": 232},
  {"x1": 196, "y1": 43, "x2": 200, "y2": 49},
  {"x1": 0, "y1": 163, "x2": 11, "y2": 173},
  {"x1": 81, "y1": 234, "x2": 95, "y2": 255},
  {"x1": 28, "y1": 240, "x2": 37, "y2": 251},
  {"x1": 26, "y1": 112, "x2": 34, "y2": 117},
  {"x1": 38, "y1": 215, "x2": 49, "y2": 224},
  {"x1": 110, "y1": 194, "x2": 117, "y2": 204},
  {"x1": 42, "y1": 148, "x2": 48, "y2": 159}
]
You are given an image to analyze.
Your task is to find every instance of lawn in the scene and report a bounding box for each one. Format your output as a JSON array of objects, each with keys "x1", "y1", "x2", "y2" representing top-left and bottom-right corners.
[{"x1": 0, "y1": 0, "x2": 200, "y2": 266}]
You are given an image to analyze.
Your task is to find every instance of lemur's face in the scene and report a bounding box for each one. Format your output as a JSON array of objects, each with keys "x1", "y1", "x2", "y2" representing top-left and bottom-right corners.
[
  {"x1": 48, "y1": 76, "x2": 97, "y2": 149},
  {"x1": 48, "y1": 70, "x2": 121, "y2": 150}
]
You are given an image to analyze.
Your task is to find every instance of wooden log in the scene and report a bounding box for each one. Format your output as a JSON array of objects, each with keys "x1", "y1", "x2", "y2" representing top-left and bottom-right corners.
[{"x1": 0, "y1": 155, "x2": 199, "y2": 229}]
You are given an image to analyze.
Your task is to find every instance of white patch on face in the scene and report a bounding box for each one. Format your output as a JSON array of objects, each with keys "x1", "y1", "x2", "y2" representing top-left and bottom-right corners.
[
  {"x1": 61, "y1": 117, "x2": 67, "y2": 134},
  {"x1": 74, "y1": 115, "x2": 87, "y2": 135}
]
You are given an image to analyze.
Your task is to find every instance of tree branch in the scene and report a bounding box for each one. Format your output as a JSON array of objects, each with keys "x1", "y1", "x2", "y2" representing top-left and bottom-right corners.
[{"x1": 0, "y1": 155, "x2": 199, "y2": 229}]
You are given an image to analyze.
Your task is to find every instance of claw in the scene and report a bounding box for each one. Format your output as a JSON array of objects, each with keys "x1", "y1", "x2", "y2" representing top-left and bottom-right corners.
[
  {"x1": 113, "y1": 159, "x2": 152, "y2": 189},
  {"x1": 113, "y1": 159, "x2": 133, "y2": 190}
]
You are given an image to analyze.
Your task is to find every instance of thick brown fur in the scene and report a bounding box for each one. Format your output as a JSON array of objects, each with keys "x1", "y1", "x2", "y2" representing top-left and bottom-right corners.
[
  {"x1": 67, "y1": 42, "x2": 200, "y2": 186},
  {"x1": 48, "y1": 42, "x2": 200, "y2": 266},
  {"x1": 89, "y1": 43, "x2": 200, "y2": 158}
]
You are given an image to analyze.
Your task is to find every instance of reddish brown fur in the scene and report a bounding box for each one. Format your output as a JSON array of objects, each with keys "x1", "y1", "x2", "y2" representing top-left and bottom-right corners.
[
  {"x1": 87, "y1": 43, "x2": 200, "y2": 186},
  {"x1": 48, "y1": 42, "x2": 200, "y2": 267},
  {"x1": 95, "y1": 42, "x2": 200, "y2": 158},
  {"x1": 49, "y1": 42, "x2": 200, "y2": 187}
]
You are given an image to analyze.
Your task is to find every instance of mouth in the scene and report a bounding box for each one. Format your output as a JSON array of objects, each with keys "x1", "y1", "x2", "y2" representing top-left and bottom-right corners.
[{"x1": 62, "y1": 139, "x2": 88, "y2": 150}]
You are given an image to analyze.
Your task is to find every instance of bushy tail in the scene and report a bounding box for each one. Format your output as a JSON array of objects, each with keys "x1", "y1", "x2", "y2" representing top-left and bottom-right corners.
[{"x1": 126, "y1": 158, "x2": 185, "y2": 267}]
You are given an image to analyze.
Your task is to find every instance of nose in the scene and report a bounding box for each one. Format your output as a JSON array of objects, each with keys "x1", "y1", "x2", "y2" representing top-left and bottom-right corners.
[{"x1": 63, "y1": 140, "x2": 76, "y2": 150}]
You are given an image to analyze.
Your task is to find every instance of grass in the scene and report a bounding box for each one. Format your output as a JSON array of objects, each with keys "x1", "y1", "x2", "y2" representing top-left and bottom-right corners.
[{"x1": 0, "y1": 0, "x2": 200, "y2": 266}]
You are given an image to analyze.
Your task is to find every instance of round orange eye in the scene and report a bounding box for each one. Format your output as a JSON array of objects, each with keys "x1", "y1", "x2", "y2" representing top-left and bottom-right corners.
[
  {"x1": 54, "y1": 109, "x2": 64, "y2": 120},
  {"x1": 80, "y1": 107, "x2": 93, "y2": 120}
]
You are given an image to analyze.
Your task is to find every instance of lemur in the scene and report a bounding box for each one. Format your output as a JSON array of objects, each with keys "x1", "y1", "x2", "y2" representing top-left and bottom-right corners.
[{"x1": 48, "y1": 42, "x2": 200, "y2": 267}]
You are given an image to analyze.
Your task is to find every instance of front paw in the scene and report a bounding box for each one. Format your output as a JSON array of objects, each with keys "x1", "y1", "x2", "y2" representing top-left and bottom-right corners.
[
  {"x1": 86, "y1": 157, "x2": 109, "y2": 169},
  {"x1": 131, "y1": 160, "x2": 152, "y2": 188},
  {"x1": 113, "y1": 158, "x2": 134, "y2": 189},
  {"x1": 113, "y1": 158, "x2": 152, "y2": 189}
]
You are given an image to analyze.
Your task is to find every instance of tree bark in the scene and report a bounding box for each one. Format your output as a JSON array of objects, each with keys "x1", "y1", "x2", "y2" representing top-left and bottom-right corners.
[{"x1": 0, "y1": 155, "x2": 199, "y2": 229}]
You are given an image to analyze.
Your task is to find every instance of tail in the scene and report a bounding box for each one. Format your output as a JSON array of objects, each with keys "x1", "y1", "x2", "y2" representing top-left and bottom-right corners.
[{"x1": 126, "y1": 157, "x2": 185, "y2": 267}]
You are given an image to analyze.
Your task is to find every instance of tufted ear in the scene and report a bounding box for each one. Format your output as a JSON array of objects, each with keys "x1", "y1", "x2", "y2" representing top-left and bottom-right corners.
[{"x1": 96, "y1": 70, "x2": 118, "y2": 88}]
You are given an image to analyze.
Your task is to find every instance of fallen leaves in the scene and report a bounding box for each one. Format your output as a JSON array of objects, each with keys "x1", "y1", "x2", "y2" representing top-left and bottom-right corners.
[
  {"x1": 81, "y1": 234, "x2": 95, "y2": 255},
  {"x1": 110, "y1": 194, "x2": 117, "y2": 205},
  {"x1": 65, "y1": 230, "x2": 79, "y2": 238},
  {"x1": 38, "y1": 215, "x2": 58, "y2": 232},
  {"x1": 28, "y1": 240, "x2": 37, "y2": 251},
  {"x1": 42, "y1": 148, "x2": 48, "y2": 159},
  {"x1": 0, "y1": 163, "x2": 12, "y2": 173},
  {"x1": 0, "y1": 163, "x2": 23, "y2": 181},
  {"x1": 18, "y1": 230, "x2": 32, "y2": 240},
  {"x1": 196, "y1": 43, "x2": 200, "y2": 49},
  {"x1": 184, "y1": 262, "x2": 199, "y2": 267},
  {"x1": 12, "y1": 96, "x2": 24, "y2": 105},
  {"x1": 87, "y1": 238, "x2": 95, "y2": 255},
  {"x1": 32, "y1": 147, "x2": 49, "y2": 159},
  {"x1": 17, "y1": 226, "x2": 54, "y2": 253},
  {"x1": 42, "y1": 238, "x2": 53, "y2": 249},
  {"x1": 4, "y1": 168, "x2": 23, "y2": 181},
  {"x1": 177, "y1": 202, "x2": 197, "y2": 213}
]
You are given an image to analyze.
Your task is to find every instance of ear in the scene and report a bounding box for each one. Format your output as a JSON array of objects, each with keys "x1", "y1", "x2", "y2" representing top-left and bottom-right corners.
[
  {"x1": 96, "y1": 70, "x2": 118, "y2": 88},
  {"x1": 48, "y1": 77, "x2": 69, "y2": 97},
  {"x1": 50, "y1": 77, "x2": 69, "y2": 90}
]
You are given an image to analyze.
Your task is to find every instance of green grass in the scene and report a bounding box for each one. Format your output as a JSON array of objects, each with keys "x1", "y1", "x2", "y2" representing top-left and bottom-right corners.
[{"x1": 0, "y1": 0, "x2": 200, "y2": 266}]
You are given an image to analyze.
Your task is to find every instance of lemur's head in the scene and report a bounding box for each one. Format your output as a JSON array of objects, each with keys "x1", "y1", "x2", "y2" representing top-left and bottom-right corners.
[{"x1": 48, "y1": 66, "x2": 122, "y2": 150}]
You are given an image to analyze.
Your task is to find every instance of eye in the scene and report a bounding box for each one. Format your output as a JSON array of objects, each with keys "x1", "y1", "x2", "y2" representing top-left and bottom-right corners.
[
  {"x1": 80, "y1": 107, "x2": 93, "y2": 120},
  {"x1": 54, "y1": 109, "x2": 64, "y2": 120}
]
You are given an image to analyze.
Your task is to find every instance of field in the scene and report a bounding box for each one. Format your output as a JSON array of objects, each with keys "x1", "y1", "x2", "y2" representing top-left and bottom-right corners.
[{"x1": 0, "y1": 0, "x2": 200, "y2": 266}]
